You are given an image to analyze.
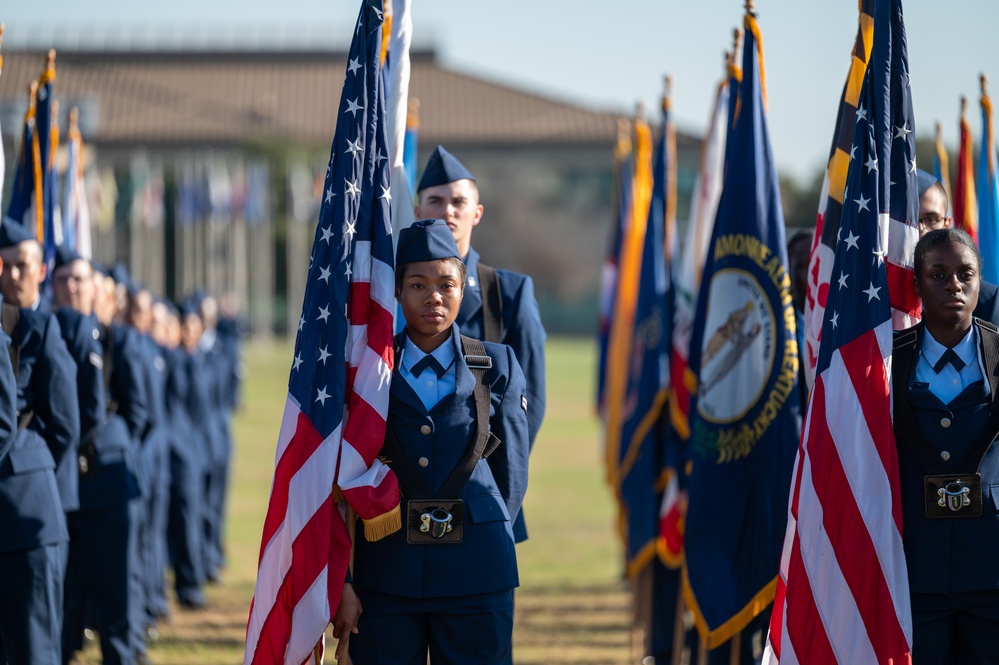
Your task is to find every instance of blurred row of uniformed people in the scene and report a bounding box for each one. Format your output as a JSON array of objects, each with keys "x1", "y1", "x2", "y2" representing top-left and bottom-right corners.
[{"x1": 0, "y1": 216, "x2": 243, "y2": 665}]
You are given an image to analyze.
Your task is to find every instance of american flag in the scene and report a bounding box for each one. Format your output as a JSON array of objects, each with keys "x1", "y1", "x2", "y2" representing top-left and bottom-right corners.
[
  {"x1": 764, "y1": 0, "x2": 915, "y2": 661},
  {"x1": 244, "y1": 3, "x2": 400, "y2": 664}
]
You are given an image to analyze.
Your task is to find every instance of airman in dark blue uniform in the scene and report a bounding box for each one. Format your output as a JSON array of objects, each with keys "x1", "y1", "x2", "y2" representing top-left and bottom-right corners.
[
  {"x1": 93, "y1": 267, "x2": 152, "y2": 661},
  {"x1": 893, "y1": 229, "x2": 999, "y2": 664},
  {"x1": 168, "y1": 306, "x2": 212, "y2": 609},
  {"x1": 158, "y1": 302, "x2": 208, "y2": 609},
  {"x1": 0, "y1": 220, "x2": 80, "y2": 665},
  {"x1": 52, "y1": 246, "x2": 141, "y2": 665},
  {"x1": 193, "y1": 293, "x2": 234, "y2": 582},
  {"x1": 415, "y1": 146, "x2": 545, "y2": 542},
  {"x1": 126, "y1": 286, "x2": 173, "y2": 624},
  {"x1": 342, "y1": 219, "x2": 529, "y2": 665}
]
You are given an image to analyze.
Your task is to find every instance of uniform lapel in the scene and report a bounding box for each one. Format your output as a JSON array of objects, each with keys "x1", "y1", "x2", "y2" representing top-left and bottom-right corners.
[
  {"x1": 391, "y1": 333, "x2": 429, "y2": 414},
  {"x1": 458, "y1": 248, "x2": 483, "y2": 325}
]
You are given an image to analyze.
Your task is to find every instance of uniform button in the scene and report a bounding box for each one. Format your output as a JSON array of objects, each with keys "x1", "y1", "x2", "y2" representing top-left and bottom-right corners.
[
  {"x1": 952, "y1": 379, "x2": 959, "y2": 385},
  {"x1": 940, "y1": 417, "x2": 951, "y2": 428},
  {"x1": 420, "y1": 425, "x2": 431, "y2": 435},
  {"x1": 418, "y1": 457, "x2": 429, "y2": 467},
  {"x1": 427, "y1": 380, "x2": 434, "y2": 387},
  {"x1": 941, "y1": 451, "x2": 951, "y2": 461},
  {"x1": 92, "y1": 328, "x2": 100, "y2": 340}
]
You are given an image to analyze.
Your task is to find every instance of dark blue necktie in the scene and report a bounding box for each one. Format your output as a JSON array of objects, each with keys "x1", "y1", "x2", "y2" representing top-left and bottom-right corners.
[
  {"x1": 933, "y1": 348, "x2": 966, "y2": 373},
  {"x1": 412, "y1": 355, "x2": 446, "y2": 378}
]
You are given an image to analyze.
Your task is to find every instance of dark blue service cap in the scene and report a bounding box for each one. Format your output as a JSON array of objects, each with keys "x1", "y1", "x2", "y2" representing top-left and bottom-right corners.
[
  {"x1": 416, "y1": 145, "x2": 475, "y2": 192},
  {"x1": 396, "y1": 219, "x2": 460, "y2": 265},
  {"x1": 916, "y1": 169, "x2": 939, "y2": 198},
  {"x1": 0, "y1": 218, "x2": 36, "y2": 249},
  {"x1": 53, "y1": 245, "x2": 84, "y2": 271}
]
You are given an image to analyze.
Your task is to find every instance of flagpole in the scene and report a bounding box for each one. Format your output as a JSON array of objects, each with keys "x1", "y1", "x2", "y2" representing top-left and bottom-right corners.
[
  {"x1": 731, "y1": 27, "x2": 741, "y2": 71},
  {"x1": 724, "y1": 9, "x2": 751, "y2": 665}
]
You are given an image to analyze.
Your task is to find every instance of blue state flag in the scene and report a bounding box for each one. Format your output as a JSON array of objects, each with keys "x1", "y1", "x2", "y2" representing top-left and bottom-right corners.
[
  {"x1": 35, "y1": 60, "x2": 60, "y2": 283},
  {"x1": 618, "y1": 99, "x2": 673, "y2": 578},
  {"x1": 682, "y1": 9, "x2": 799, "y2": 649},
  {"x1": 7, "y1": 86, "x2": 40, "y2": 229}
]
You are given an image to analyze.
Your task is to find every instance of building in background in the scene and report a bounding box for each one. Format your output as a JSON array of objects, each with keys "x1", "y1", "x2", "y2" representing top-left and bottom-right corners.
[{"x1": 0, "y1": 44, "x2": 701, "y2": 335}]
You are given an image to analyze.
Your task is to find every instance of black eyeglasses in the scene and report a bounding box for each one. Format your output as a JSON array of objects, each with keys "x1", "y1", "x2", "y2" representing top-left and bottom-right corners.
[{"x1": 918, "y1": 215, "x2": 951, "y2": 228}]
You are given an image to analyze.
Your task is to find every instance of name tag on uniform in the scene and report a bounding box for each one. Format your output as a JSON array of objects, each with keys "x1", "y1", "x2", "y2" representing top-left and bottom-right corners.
[{"x1": 924, "y1": 473, "x2": 982, "y2": 519}]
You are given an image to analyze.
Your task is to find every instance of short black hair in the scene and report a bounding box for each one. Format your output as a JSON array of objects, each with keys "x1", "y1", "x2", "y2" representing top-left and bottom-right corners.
[
  {"x1": 787, "y1": 229, "x2": 813, "y2": 256},
  {"x1": 913, "y1": 227, "x2": 982, "y2": 276},
  {"x1": 395, "y1": 257, "x2": 467, "y2": 291}
]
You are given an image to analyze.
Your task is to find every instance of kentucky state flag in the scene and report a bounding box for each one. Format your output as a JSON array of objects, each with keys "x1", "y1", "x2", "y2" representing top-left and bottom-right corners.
[{"x1": 682, "y1": 9, "x2": 800, "y2": 649}]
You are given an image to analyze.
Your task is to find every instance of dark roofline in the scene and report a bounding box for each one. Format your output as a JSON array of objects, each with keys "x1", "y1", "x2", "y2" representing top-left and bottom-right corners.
[{"x1": 6, "y1": 47, "x2": 439, "y2": 65}]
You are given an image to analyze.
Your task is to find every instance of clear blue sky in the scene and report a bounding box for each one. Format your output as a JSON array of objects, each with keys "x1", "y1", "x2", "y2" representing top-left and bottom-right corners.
[{"x1": 5, "y1": 1, "x2": 998, "y2": 181}]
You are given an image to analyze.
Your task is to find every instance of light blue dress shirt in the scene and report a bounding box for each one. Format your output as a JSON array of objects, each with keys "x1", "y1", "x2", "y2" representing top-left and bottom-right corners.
[
  {"x1": 915, "y1": 326, "x2": 988, "y2": 405},
  {"x1": 400, "y1": 333, "x2": 457, "y2": 411}
]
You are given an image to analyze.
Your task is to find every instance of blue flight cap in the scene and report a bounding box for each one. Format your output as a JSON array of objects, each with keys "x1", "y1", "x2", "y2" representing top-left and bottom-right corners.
[
  {"x1": 916, "y1": 169, "x2": 939, "y2": 198},
  {"x1": 396, "y1": 219, "x2": 461, "y2": 265},
  {"x1": 417, "y1": 145, "x2": 475, "y2": 192},
  {"x1": 111, "y1": 262, "x2": 131, "y2": 287},
  {"x1": 178, "y1": 301, "x2": 200, "y2": 319},
  {"x1": 53, "y1": 245, "x2": 84, "y2": 271},
  {"x1": 0, "y1": 218, "x2": 36, "y2": 249},
  {"x1": 187, "y1": 288, "x2": 207, "y2": 310}
]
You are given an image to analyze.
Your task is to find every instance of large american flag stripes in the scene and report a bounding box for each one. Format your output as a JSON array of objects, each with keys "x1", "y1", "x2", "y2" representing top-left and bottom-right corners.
[
  {"x1": 244, "y1": 3, "x2": 400, "y2": 664},
  {"x1": 764, "y1": 0, "x2": 916, "y2": 661}
]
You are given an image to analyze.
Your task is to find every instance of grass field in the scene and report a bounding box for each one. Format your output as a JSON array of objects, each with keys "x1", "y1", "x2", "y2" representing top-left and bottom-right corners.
[{"x1": 71, "y1": 336, "x2": 634, "y2": 665}]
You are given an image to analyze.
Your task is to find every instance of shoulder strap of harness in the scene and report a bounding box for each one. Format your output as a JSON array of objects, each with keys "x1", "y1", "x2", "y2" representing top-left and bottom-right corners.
[
  {"x1": 476, "y1": 263, "x2": 504, "y2": 344},
  {"x1": 381, "y1": 335, "x2": 501, "y2": 500},
  {"x1": 1, "y1": 303, "x2": 19, "y2": 383}
]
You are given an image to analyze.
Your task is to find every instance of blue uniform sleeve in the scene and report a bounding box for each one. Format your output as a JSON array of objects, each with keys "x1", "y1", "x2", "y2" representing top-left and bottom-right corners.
[
  {"x1": 504, "y1": 274, "x2": 546, "y2": 447},
  {"x1": 486, "y1": 344, "x2": 530, "y2": 523},
  {"x1": 37, "y1": 315, "x2": 81, "y2": 467},
  {"x1": 113, "y1": 327, "x2": 150, "y2": 441},
  {"x1": 0, "y1": 332, "x2": 19, "y2": 466},
  {"x1": 58, "y1": 310, "x2": 104, "y2": 448}
]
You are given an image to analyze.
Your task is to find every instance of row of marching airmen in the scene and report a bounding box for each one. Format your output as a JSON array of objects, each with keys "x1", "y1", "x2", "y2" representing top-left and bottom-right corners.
[{"x1": 0, "y1": 215, "x2": 243, "y2": 665}]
